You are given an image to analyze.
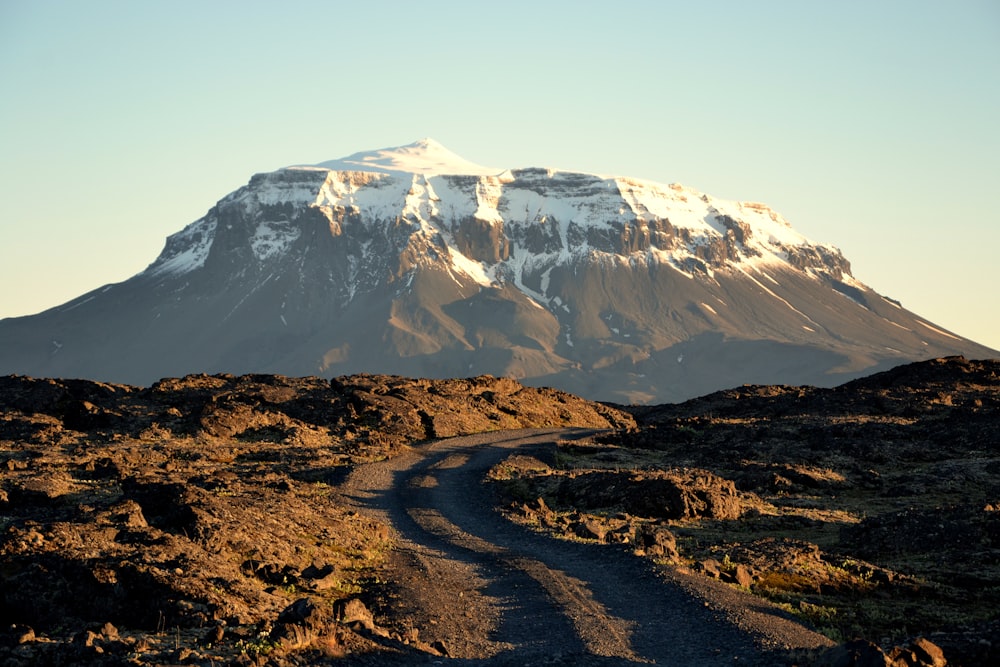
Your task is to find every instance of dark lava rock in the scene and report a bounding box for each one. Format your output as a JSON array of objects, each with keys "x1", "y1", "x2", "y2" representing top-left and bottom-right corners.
[{"x1": 556, "y1": 468, "x2": 751, "y2": 520}]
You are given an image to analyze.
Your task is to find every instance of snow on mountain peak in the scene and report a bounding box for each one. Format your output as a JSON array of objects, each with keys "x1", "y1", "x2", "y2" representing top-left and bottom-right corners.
[
  {"x1": 301, "y1": 138, "x2": 501, "y2": 176},
  {"x1": 142, "y1": 139, "x2": 856, "y2": 294}
]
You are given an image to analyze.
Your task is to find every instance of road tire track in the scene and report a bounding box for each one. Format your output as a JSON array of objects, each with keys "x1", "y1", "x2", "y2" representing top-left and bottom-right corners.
[{"x1": 341, "y1": 428, "x2": 834, "y2": 665}]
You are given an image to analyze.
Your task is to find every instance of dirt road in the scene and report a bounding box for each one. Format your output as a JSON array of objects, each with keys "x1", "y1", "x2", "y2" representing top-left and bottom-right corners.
[{"x1": 342, "y1": 428, "x2": 834, "y2": 665}]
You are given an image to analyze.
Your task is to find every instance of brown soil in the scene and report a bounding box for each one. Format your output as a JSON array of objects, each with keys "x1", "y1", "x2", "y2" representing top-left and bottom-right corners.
[{"x1": 1, "y1": 357, "x2": 997, "y2": 665}]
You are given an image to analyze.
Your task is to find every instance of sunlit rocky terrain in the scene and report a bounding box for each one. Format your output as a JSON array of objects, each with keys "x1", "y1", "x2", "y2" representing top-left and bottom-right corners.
[{"x1": 1, "y1": 357, "x2": 997, "y2": 665}]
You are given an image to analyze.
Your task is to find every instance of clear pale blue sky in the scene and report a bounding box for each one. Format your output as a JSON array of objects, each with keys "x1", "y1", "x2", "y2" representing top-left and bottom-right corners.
[{"x1": 2, "y1": 0, "x2": 999, "y2": 351}]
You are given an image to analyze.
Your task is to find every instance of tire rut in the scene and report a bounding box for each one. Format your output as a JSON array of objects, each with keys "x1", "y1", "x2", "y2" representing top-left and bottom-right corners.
[{"x1": 341, "y1": 428, "x2": 833, "y2": 665}]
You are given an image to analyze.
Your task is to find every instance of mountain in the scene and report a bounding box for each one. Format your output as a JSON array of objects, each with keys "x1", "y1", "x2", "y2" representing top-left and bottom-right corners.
[{"x1": 1, "y1": 138, "x2": 994, "y2": 402}]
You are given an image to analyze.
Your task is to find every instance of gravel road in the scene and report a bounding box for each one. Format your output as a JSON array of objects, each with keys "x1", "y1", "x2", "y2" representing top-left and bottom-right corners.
[{"x1": 341, "y1": 428, "x2": 834, "y2": 665}]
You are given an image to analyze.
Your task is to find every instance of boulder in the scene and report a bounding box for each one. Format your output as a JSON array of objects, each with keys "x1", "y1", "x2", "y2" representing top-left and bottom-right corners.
[
  {"x1": 556, "y1": 468, "x2": 750, "y2": 520},
  {"x1": 699, "y1": 559, "x2": 722, "y2": 579},
  {"x1": 635, "y1": 524, "x2": 678, "y2": 559},
  {"x1": 887, "y1": 637, "x2": 947, "y2": 667},
  {"x1": 571, "y1": 517, "x2": 608, "y2": 542},
  {"x1": 815, "y1": 637, "x2": 949, "y2": 667},
  {"x1": 334, "y1": 598, "x2": 375, "y2": 632},
  {"x1": 725, "y1": 564, "x2": 754, "y2": 588},
  {"x1": 271, "y1": 597, "x2": 336, "y2": 650}
]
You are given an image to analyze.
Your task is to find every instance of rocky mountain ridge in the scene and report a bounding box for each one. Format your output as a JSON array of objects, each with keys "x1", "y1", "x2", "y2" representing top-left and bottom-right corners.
[{"x1": 0, "y1": 139, "x2": 993, "y2": 402}]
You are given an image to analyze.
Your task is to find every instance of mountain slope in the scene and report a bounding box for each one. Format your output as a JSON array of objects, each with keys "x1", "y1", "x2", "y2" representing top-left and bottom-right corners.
[{"x1": 1, "y1": 139, "x2": 994, "y2": 402}]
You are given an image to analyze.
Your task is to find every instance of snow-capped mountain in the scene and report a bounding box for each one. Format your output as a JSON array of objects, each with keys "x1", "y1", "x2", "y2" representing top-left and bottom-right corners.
[{"x1": 1, "y1": 139, "x2": 994, "y2": 402}]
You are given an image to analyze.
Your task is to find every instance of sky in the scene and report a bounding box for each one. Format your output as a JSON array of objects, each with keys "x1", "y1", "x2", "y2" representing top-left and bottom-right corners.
[{"x1": 1, "y1": 0, "x2": 999, "y2": 351}]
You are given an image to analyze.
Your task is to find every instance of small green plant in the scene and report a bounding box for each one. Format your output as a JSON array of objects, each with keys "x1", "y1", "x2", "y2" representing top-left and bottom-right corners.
[
  {"x1": 309, "y1": 481, "x2": 333, "y2": 497},
  {"x1": 798, "y1": 603, "x2": 844, "y2": 643},
  {"x1": 236, "y1": 632, "x2": 279, "y2": 658},
  {"x1": 798, "y1": 600, "x2": 838, "y2": 624}
]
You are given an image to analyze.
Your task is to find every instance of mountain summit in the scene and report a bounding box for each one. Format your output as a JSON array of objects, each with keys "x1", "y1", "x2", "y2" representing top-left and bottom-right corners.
[
  {"x1": 1, "y1": 140, "x2": 994, "y2": 402},
  {"x1": 306, "y1": 138, "x2": 501, "y2": 176}
]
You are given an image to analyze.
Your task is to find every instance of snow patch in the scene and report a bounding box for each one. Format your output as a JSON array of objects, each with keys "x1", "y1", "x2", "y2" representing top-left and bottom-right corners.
[
  {"x1": 506, "y1": 242, "x2": 550, "y2": 307},
  {"x1": 915, "y1": 319, "x2": 961, "y2": 340},
  {"x1": 251, "y1": 221, "x2": 301, "y2": 261},
  {"x1": 306, "y1": 138, "x2": 501, "y2": 176},
  {"x1": 147, "y1": 218, "x2": 217, "y2": 277},
  {"x1": 448, "y1": 247, "x2": 492, "y2": 286},
  {"x1": 60, "y1": 295, "x2": 96, "y2": 312}
]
